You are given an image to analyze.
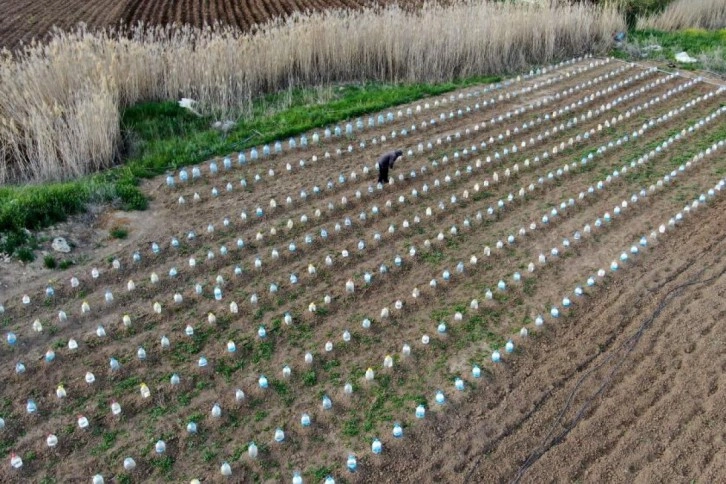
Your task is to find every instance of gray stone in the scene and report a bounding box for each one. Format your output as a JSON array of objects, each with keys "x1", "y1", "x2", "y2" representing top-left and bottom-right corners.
[
  {"x1": 212, "y1": 120, "x2": 236, "y2": 134},
  {"x1": 51, "y1": 237, "x2": 71, "y2": 253}
]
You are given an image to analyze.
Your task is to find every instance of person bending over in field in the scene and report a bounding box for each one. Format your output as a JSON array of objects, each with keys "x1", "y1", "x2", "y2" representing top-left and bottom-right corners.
[{"x1": 377, "y1": 149, "x2": 403, "y2": 184}]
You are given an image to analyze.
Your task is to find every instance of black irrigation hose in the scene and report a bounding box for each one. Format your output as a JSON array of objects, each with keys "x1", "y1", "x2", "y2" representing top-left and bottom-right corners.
[{"x1": 508, "y1": 262, "x2": 726, "y2": 484}]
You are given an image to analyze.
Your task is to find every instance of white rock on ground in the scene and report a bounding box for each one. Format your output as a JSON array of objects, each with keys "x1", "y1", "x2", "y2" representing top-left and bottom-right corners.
[
  {"x1": 675, "y1": 52, "x2": 697, "y2": 63},
  {"x1": 51, "y1": 237, "x2": 71, "y2": 253}
]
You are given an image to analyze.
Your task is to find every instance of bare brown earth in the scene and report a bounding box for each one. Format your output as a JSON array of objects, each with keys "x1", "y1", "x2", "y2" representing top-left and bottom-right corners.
[
  {"x1": 0, "y1": 0, "x2": 419, "y2": 50},
  {"x1": 373, "y1": 193, "x2": 726, "y2": 484},
  {"x1": 0, "y1": 58, "x2": 725, "y2": 482}
]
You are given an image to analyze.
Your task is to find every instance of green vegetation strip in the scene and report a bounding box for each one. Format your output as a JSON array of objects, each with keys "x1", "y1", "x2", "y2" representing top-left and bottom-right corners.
[
  {"x1": 627, "y1": 28, "x2": 726, "y2": 54},
  {"x1": 0, "y1": 76, "x2": 499, "y2": 257},
  {"x1": 613, "y1": 28, "x2": 726, "y2": 72}
]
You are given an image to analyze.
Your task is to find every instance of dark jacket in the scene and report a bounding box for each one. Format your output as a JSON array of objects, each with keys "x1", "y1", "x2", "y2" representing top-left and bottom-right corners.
[{"x1": 378, "y1": 150, "x2": 402, "y2": 170}]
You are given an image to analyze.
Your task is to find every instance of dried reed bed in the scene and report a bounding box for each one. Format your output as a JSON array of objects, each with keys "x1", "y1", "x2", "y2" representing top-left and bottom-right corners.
[
  {"x1": 638, "y1": 0, "x2": 726, "y2": 31},
  {"x1": 0, "y1": 1, "x2": 623, "y2": 184}
]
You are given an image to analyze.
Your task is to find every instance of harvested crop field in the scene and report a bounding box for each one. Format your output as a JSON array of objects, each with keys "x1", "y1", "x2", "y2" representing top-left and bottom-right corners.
[
  {"x1": 1, "y1": 56, "x2": 725, "y2": 483},
  {"x1": 0, "y1": 0, "x2": 401, "y2": 49}
]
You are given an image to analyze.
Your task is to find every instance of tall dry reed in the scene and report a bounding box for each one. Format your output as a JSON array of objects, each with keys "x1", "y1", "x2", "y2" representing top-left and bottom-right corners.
[
  {"x1": 0, "y1": 1, "x2": 623, "y2": 184},
  {"x1": 638, "y1": 0, "x2": 726, "y2": 30}
]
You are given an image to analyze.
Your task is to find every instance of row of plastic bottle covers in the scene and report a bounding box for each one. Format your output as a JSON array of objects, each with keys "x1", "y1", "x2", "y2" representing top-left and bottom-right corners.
[
  {"x1": 11, "y1": 81, "x2": 724, "y2": 484},
  {"x1": 163, "y1": 83, "x2": 723, "y2": 251},
  {"x1": 171, "y1": 73, "x2": 710, "y2": 227},
  {"x1": 360, "y1": 145, "x2": 726, "y2": 372},
  {"x1": 164, "y1": 59, "x2": 630, "y2": 184},
  {"x1": 516, "y1": 144, "x2": 726, "y2": 324},
  {"x1": 189, "y1": 84, "x2": 713, "y2": 250},
  {"x1": 154, "y1": 80, "x2": 704, "y2": 288},
  {"x1": 12, "y1": 120, "x2": 722, "y2": 350},
  {"x1": 13, "y1": 129, "x2": 723, "y2": 375},
  {"x1": 6, "y1": 174, "x2": 724, "y2": 482},
  {"x1": 1, "y1": 54, "x2": 700, "y2": 478},
  {"x1": 164, "y1": 63, "x2": 661, "y2": 197},
  {"x1": 12, "y1": 126, "x2": 721, "y2": 354},
  {"x1": 17, "y1": 127, "x2": 722, "y2": 365},
  {"x1": 354, "y1": 138, "x2": 726, "y2": 336},
  {"x1": 7, "y1": 167, "x2": 723, "y2": 483},
  {"x1": 151, "y1": 88, "x2": 722, "y2": 275},
  {"x1": 11, "y1": 136, "x2": 724, "y2": 396},
  {"x1": 540, "y1": 173, "x2": 726, "y2": 327},
  {"x1": 171, "y1": 132, "x2": 726, "y2": 325},
  {"x1": 10, "y1": 130, "x2": 722, "y2": 361},
  {"x1": 3, "y1": 95, "x2": 722, "y2": 323},
  {"x1": 161, "y1": 69, "x2": 694, "y2": 255},
  {"x1": 3, "y1": 75, "x2": 708, "y2": 311},
  {"x1": 170, "y1": 65, "x2": 657, "y2": 205},
  {"x1": 5, "y1": 96, "x2": 721, "y2": 326},
  {"x1": 162, "y1": 55, "x2": 601, "y2": 177},
  {"x1": 199, "y1": 117, "x2": 725, "y2": 312},
  {"x1": 62, "y1": 67, "x2": 664, "y2": 292}
]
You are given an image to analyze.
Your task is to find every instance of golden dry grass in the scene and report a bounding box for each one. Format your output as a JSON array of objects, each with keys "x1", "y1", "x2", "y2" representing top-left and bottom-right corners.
[
  {"x1": 0, "y1": 1, "x2": 623, "y2": 184},
  {"x1": 638, "y1": 0, "x2": 726, "y2": 31}
]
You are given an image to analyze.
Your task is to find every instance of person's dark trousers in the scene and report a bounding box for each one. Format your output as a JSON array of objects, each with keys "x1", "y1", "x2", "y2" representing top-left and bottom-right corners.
[{"x1": 378, "y1": 164, "x2": 388, "y2": 184}]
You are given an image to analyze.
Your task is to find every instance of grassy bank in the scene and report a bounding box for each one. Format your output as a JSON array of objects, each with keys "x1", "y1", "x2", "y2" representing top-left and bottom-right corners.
[
  {"x1": 0, "y1": 75, "x2": 499, "y2": 258},
  {"x1": 613, "y1": 28, "x2": 726, "y2": 72}
]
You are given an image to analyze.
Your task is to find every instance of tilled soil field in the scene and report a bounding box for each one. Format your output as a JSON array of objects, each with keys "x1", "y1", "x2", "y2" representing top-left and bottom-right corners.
[
  {"x1": 376, "y1": 192, "x2": 726, "y2": 484},
  {"x1": 0, "y1": 0, "x2": 410, "y2": 50},
  {"x1": 0, "y1": 56, "x2": 725, "y2": 483}
]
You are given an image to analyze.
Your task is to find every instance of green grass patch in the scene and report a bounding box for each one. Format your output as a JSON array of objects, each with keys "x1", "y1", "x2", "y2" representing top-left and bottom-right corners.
[
  {"x1": 215, "y1": 358, "x2": 245, "y2": 382},
  {"x1": 43, "y1": 254, "x2": 57, "y2": 269},
  {"x1": 614, "y1": 28, "x2": 726, "y2": 72},
  {"x1": 151, "y1": 455, "x2": 175, "y2": 475},
  {"x1": 0, "y1": 75, "x2": 498, "y2": 258},
  {"x1": 114, "y1": 376, "x2": 141, "y2": 394},
  {"x1": 16, "y1": 246, "x2": 35, "y2": 263},
  {"x1": 522, "y1": 277, "x2": 537, "y2": 297},
  {"x1": 624, "y1": 122, "x2": 726, "y2": 185},
  {"x1": 201, "y1": 447, "x2": 217, "y2": 463},
  {"x1": 308, "y1": 466, "x2": 334, "y2": 481},
  {"x1": 342, "y1": 417, "x2": 361, "y2": 437},
  {"x1": 170, "y1": 327, "x2": 212, "y2": 363},
  {"x1": 302, "y1": 370, "x2": 318, "y2": 387},
  {"x1": 149, "y1": 405, "x2": 174, "y2": 420},
  {"x1": 420, "y1": 250, "x2": 445, "y2": 265},
  {"x1": 633, "y1": 28, "x2": 726, "y2": 57},
  {"x1": 269, "y1": 379, "x2": 294, "y2": 405},
  {"x1": 109, "y1": 226, "x2": 129, "y2": 239},
  {"x1": 287, "y1": 323, "x2": 314, "y2": 346},
  {"x1": 252, "y1": 340, "x2": 275, "y2": 364},
  {"x1": 91, "y1": 430, "x2": 119, "y2": 456},
  {"x1": 455, "y1": 313, "x2": 506, "y2": 350},
  {"x1": 360, "y1": 379, "x2": 397, "y2": 434}
]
